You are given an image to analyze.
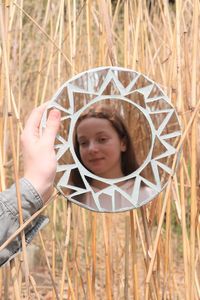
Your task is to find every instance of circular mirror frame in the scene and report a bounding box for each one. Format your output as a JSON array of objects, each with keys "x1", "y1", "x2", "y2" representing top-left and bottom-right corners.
[{"x1": 41, "y1": 66, "x2": 182, "y2": 212}]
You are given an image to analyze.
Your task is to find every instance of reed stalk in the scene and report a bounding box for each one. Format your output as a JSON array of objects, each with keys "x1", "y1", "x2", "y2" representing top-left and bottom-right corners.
[
  {"x1": 10, "y1": 259, "x2": 21, "y2": 300},
  {"x1": 102, "y1": 214, "x2": 113, "y2": 300},
  {"x1": 52, "y1": 199, "x2": 57, "y2": 300},
  {"x1": 124, "y1": 216, "x2": 129, "y2": 299},
  {"x1": 180, "y1": 157, "x2": 190, "y2": 300},
  {"x1": 130, "y1": 211, "x2": 139, "y2": 300},
  {"x1": 91, "y1": 212, "x2": 97, "y2": 299},
  {"x1": 82, "y1": 209, "x2": 93, "y2": 299}
]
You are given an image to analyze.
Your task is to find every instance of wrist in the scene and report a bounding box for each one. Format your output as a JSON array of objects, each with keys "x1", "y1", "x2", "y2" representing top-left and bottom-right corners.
[{"x1": 23, "y1": 175, "x2": 53, "y2": 203}]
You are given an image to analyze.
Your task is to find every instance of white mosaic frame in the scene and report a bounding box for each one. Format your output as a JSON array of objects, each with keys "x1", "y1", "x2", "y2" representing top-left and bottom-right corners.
[{"x1": 41, "y1": 66, "x2": 182, "y2": 212}]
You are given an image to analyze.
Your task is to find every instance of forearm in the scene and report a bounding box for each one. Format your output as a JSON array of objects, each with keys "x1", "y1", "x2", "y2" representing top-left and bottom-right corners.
[{"x1": 0, "y1": 178, "x2": 46, "y2": 266}]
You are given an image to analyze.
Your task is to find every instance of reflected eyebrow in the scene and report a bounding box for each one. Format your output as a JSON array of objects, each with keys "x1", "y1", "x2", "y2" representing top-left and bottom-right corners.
[
  {"x1": 77, "y1": 136, "x2": 87, "y2": 142},
  {"x1": 78, "y1": 131, "x2": 109, "y2": 140}
]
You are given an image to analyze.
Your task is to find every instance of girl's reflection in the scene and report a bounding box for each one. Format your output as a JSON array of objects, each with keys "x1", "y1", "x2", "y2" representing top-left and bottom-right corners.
[{"x1": 71, "y1": 104, "x2": 154, "y2": 210}]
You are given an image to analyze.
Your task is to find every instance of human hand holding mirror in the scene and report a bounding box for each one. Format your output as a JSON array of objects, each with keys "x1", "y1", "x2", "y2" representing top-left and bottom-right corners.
[{"x1": 41, "y1": 67, "x2": 182, "y2": 212}]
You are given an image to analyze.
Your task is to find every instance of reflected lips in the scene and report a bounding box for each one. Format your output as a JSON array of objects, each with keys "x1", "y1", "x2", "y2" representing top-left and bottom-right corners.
[{"x1": 89, "y1": 158, "x2": 104, "y2": 163}]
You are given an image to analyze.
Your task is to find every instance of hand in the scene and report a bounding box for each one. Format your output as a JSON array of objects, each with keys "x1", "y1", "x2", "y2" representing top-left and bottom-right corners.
[{"x1": 21, "y1": 104, "x2": 61, "y2": 203}]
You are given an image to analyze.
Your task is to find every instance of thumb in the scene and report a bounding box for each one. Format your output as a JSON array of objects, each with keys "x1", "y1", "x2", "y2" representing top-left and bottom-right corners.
[{"x1": 43, "y1": 109, "x2": 61, "y2": 145}]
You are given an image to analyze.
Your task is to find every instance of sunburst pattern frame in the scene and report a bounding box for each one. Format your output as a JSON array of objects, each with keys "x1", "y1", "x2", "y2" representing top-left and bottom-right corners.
[{"x1": 41, "y1": 66, "x2": 182, "y2": 212}]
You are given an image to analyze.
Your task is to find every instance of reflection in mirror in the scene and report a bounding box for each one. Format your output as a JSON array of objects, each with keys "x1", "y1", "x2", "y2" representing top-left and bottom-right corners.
[
  {"x1": 76, "y1": 101, "x2": 151, "y2": 169},
  {"x1": 72, "y1": 102, "x2": 142, "y2": 180}
]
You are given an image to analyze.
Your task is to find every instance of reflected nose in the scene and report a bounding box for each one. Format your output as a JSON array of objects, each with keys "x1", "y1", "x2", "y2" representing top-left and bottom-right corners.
[{"x1": 88, "y1": 141, "x2": 98, "y2": 152}]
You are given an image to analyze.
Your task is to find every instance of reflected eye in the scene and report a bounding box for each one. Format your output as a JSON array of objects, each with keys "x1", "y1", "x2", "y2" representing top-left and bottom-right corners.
[
  {"x1": 79, "y1": 140, "x2": 88, "y2": 147},
  {"x1": 98, "y1": 137, "x2": 108, "y2": 143}
]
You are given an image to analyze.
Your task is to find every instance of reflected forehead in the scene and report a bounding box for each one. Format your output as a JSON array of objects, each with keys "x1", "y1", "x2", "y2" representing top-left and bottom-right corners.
[{"x1": 76, "y1": 117, "x2": 115, "y2": 137}]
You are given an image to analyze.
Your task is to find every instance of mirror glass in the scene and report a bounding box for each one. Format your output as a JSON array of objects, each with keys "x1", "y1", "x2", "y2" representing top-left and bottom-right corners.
[{"x1": 41, "y1": 67, "x2": 182, "y2": 212}]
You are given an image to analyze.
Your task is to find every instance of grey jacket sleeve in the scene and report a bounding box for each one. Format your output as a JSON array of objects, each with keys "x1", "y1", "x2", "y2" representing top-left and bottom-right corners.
[{"x1": 0, "y1": 178, "x2": 48, "y2": 267}]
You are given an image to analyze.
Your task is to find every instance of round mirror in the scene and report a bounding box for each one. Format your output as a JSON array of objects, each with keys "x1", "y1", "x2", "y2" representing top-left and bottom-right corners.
[{"x1": 41, "y1": 66, "x2": 182, "y2": 212}]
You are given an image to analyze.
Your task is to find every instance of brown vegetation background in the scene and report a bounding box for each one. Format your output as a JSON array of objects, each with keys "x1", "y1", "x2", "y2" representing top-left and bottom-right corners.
[{"x1": 0, "y1": 0, "x2": 200, "y2": 299}]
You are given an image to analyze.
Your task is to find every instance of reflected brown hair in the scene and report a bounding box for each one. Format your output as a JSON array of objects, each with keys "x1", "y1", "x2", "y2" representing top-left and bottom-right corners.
[{"x1": 71, "y1": 104, "x2": 139, "y2": 186}]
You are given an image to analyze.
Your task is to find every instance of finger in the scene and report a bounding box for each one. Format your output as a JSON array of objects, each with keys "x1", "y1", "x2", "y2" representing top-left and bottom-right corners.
[
  {"x1": 43, "y1": 109, "x2": 61, "y2": 146},
  {"x1": 23, "y1": 103, "x2": 49, "y2": 135}
]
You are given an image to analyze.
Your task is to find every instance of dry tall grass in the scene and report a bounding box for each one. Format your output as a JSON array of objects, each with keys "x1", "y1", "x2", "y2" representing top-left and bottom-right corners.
[{"x1": 0, "y1": 0, "x2": 200, "y2": 299}]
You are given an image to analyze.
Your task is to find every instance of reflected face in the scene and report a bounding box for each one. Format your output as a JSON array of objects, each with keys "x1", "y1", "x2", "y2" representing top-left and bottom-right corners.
[{"x1": 76, "y1": 117, "x2": 126, "y2": 178}]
